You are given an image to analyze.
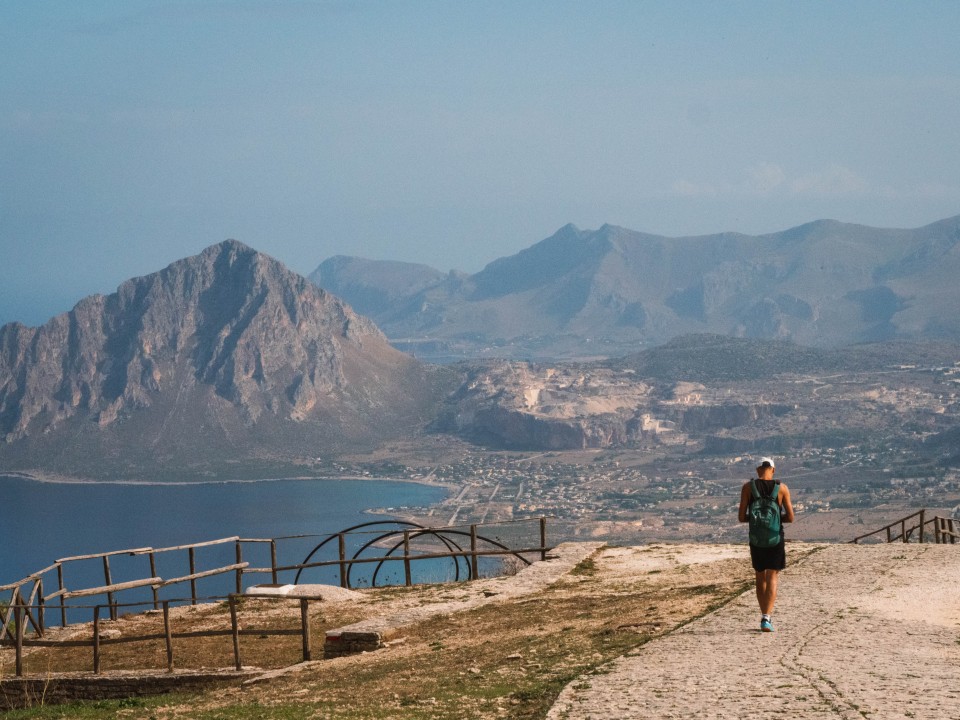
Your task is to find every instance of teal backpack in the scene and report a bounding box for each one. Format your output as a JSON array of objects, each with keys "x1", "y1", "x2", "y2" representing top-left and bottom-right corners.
[{"x1": 748, "y1": 479, "x2": 782, "y2": 547}]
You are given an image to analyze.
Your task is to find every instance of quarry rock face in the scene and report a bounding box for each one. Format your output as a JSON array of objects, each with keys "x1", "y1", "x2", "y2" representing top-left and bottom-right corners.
[
  {"x1": 432, "y1": 335, "x2": 959, "y2": 452},
  {"x1": 435, "y1": 362, "x2": 667, "y2": 450},
  {"x1": 437, "y1": 359, "x2": 799, "y2": 451},
  {"x1": 0, "y1": 241, "x2": 448, "y2": 473}
]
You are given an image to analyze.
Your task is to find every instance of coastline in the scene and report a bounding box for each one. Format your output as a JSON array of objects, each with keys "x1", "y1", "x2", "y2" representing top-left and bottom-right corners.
[
  {"x1": 0, "y1": 473, "x2": 455, "y2": 587},
  {"x1": 0, "y1": 469, "x2": 456, "y2": 494},
  {"x1": 0, "y1": 470, "x2": 456, "y2": 537}
]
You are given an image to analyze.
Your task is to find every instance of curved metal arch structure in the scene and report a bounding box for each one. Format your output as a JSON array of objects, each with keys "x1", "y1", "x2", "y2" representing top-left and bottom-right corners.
[
  {"x1": 294, "y1": 520, "x2": 534, "y2": 589},
  {"x1": 293, "y1": 520, "x2": 426, "y2": 585},
  {"x1": 368, "y1": 528, "x2": 530, "y2": 587},
  {"x1": 347, "y1": 527, "x2": 468, "y2": 587}
]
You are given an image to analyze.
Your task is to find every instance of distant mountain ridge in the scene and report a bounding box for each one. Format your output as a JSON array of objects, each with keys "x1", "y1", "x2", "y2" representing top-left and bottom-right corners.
[
  {"x1": 311, "y1": 215, "x2": 960, "y2": 360},
  {"x1": 0, "y1": 241, "x2": 451, "y2": 477},
  {"x1": 310, "y1": 256, "x2": 452, "y2": 320}
]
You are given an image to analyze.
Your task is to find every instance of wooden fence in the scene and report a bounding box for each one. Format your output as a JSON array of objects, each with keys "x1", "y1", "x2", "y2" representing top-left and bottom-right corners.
[
  {"x1": 0, "y1": 535, "x2": 249, "y2": 644},
  {"x1": 850, "y1": 509, "x2": 959, "y2": 544},
  {"x1": 2, "y1": 593, "x2": 319, "y2": 677},
  {"x1": 0, "y1": 518, "x2": 551, "y2": 676}
]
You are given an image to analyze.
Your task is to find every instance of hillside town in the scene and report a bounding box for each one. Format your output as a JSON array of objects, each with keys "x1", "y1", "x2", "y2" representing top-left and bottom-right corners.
[{"x1": 335, "y1": 436, "x2": 960, "y2": 545}]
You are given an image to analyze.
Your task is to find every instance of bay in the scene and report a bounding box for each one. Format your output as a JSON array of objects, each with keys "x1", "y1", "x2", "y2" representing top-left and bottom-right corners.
[{"x1": 0, "y1": 475, "x2": 451, "y2": 603}]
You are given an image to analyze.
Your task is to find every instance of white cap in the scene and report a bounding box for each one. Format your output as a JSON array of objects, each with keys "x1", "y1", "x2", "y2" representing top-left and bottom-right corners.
[{"x1": 756, "y1": 456, "x2": 775, "y2": 469}]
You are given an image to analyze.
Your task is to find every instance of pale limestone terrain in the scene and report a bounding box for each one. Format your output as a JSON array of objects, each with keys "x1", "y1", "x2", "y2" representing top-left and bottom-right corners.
[{"x1": 548, "y1": 543, "x2": 960, "y2": 719}]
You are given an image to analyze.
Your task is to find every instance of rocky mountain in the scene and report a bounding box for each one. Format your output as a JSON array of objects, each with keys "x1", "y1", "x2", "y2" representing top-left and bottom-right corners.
[
  {"x1": 0, "y1": 241, "x2": 453, "y2": 478},
  {"x1": 311, "y1": 215, "x2": 960, "y2": 361}
]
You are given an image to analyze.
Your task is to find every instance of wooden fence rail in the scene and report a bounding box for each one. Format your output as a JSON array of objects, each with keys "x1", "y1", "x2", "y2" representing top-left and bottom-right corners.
[
  {"x1": 2, "y1": 594, "x2": 320, "y2": 676},
  {"x1": 0, "y1": 536, "x2": 251, "y2": 641},
  {"x1": 850, "y1": 509, "x2": 959, "y2": 544}
]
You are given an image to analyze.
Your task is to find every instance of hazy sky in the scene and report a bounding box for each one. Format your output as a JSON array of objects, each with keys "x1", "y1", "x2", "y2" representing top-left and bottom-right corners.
[{"x1": 2, "y1": 1, "x2": 959, "y2": 326}]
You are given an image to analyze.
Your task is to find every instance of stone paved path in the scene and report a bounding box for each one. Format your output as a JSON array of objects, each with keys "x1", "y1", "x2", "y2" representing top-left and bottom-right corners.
[{"x1": 547, "y1": 544, "x2": 960, "y2": 719}]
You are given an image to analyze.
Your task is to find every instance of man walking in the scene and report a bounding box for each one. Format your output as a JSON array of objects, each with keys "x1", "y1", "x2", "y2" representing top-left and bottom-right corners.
[{"x1": 738, "y1": 456, "x2": 795, "y2": 632}]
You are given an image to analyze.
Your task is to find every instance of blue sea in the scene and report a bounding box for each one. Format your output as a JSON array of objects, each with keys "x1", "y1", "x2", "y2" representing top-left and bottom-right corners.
[{"x1": 0, "y1": 475, "x2": 454, "y2": 611}]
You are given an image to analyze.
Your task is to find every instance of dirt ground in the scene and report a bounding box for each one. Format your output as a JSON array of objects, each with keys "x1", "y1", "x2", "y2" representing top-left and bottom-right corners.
[{"x1": 2, "y1": 542, "x2": 765, "y2": 719}]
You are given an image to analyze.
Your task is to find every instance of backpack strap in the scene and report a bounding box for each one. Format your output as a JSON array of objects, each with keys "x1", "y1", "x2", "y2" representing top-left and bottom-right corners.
[{"x1": 750, "y1": 479, "x2": 781, "y2": 502}]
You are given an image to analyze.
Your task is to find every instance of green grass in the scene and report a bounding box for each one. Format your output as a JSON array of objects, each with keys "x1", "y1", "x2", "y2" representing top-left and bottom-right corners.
[
  {"x1": 1, "y1": 696, "x2": 177, "y2": 719},
  {"x1": 569, "y1": 557, "x2": 598, "y2": 576}
]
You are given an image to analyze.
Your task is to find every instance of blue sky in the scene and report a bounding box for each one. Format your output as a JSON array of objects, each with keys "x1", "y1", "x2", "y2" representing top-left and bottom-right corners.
[{"x1": 2, "y1": 1, "x2": 959, "y2": 326}]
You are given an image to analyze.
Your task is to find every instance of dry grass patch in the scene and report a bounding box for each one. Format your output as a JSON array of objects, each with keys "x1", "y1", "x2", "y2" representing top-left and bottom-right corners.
[{"x1": 8, "y1": 597, "x2": 373, "y2": 676}]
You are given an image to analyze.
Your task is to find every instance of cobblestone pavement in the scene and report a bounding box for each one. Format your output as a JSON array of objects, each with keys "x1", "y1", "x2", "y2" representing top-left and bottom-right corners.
[{"x1": 547, "y1": 544, "x2": 960, "y2": 719}]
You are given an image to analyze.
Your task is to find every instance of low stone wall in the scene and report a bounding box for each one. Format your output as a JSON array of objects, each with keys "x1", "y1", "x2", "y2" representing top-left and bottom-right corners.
[
  {"x1": 0, "y1": 669, "x2": 258, "y2": 711},
  {"x1": 323, "y1": 630, "x2": 384, "y2": 658}
]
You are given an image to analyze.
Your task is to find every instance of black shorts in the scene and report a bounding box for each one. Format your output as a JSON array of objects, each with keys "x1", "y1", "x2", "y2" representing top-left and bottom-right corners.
[{"x1": 750, "y1": 541, "x2": 786, "y2": 572}]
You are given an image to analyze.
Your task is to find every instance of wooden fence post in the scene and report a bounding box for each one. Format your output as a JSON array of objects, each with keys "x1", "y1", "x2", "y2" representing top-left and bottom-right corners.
[
  {"x1": 14, "y1": 599, "x2": 23, "y2": 677},
  {"x1": 403, "y1": 531, "x2": 412, "y2": 587},
  {"x1": 37, "y1": 577, "x2": 45, "y2": 635},
  {"x1": 540, "y1": 517, "x2": 547, "y2": 561},
  {"x1": 92, "y1": 606, "x2": 101, "y2": 674},
  {"x1": 149, "y1": 552, "x2": 160, "y2": 610},
  {"x1": 935, "y1": 518, "x2": 942, "y2": 544},
  {"x1": 162, "y1": 600, "x2": 174, "y2": 672},
  {"x1": 229, "y1": 595, "x2": 241, "y2": 670},
  {"x1": 57, "y1": 564, "x2": 67, "y2": 627},
  {"x1": 338, "y1": 534, "x2": 347, "y2": 589},
  {"x1": 189, "y1": 547, "x2": 198, "y2": 605},
  {"x1": 300, "y1": 598, "x2": 312, "y2": 661},
  {"x1": 886, "y1": 526, "x2": 892, "y2": 543},
  {"x1": 901, "y1": 519, "x2": 907, "y2": 543},
  {"x1": 103, "y1": 556, "x2": 117, "y2": 620},
  {"x1": 918, "y1": 510, "x2": 925, "y2": 543},
  {"x1": 270, "y1": 540, "x2": 279, "y2": 585},
  {"x1": 470, "y1": 525, "x2": 479, "y2": 580},
  {"x1": 235, "y1": 541, "x2": 244, "y2": 595}
]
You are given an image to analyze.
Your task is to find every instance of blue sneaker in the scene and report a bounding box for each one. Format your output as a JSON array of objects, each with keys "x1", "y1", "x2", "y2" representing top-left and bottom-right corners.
[{"x1": 760, "y1": 618, "x2": 774, "y2": 632}]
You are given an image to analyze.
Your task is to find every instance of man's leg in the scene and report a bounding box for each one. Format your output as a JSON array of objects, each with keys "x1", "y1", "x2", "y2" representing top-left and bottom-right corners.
[{"x1": 756, "y1": 569, "x2": 779, "y2": 615}]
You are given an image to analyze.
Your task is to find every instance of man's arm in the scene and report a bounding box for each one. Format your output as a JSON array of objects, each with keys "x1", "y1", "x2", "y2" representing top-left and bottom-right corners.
[
  {"x1": 779, "y1": 483, "x2": 796, "y2": 523},
  {"x1": 738, "y1": 482, "x2": 751, "y2": 523}
]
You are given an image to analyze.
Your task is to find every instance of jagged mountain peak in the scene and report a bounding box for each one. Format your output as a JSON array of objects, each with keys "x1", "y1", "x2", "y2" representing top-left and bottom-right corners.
[
  {"x1": 554, "y1": 222, "x2": 583, "y2": 236},
  {"x1": 176, "y1": 238, "x2": 308, "y2": 288},
  {"x1": 0, "y1": 243, "x2": 445, "y2": 474},
  {"x1": 201, "y1": 237, "x2": 255, "y2": 256}
]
